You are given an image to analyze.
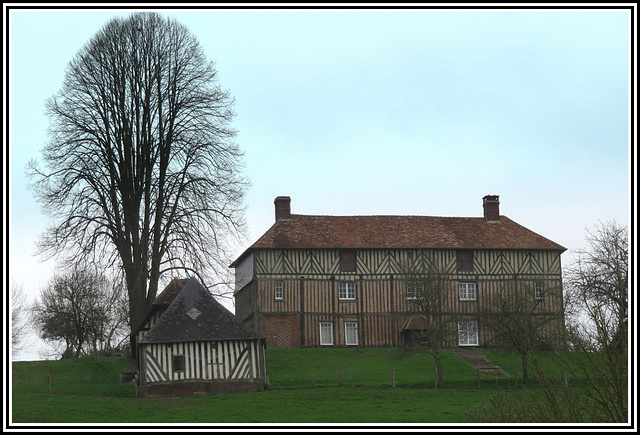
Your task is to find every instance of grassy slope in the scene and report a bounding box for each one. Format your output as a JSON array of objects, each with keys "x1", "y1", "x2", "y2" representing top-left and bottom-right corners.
[{"x1": 11, "y1": 348, "x2": 550, "y2": 424}]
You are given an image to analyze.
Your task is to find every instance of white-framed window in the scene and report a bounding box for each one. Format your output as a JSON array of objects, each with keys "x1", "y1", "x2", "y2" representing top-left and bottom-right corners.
[
  {"x1": 458, "y1": 320, "x2": 479, "y2": 346},
  {"x1": 319, "y1": 322, "x2": 334, "y2": 345},
  {"x1": 339, "y1": 282, "x2": 356, "y2": 300},
  {"x1": 458, "y1": 282, "x2": 477, "y2": 301},
  {"x1": 344, "y1": 322, "x2": 358, "y2": 346},
  {"x1": 406, "y1": 281, "x2": 424, "y2": 299},
  {"x1": 275, "y1": 281, "x2": 284, "y2": 300},
  {"x1": 534, "y1": 282, "x2": 544, "y2": 300}
]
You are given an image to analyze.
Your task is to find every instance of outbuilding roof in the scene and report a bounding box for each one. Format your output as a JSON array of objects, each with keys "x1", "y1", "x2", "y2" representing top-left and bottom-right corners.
[{"x1": 140, "y1": 277, "x2": 261, "y2": 344}]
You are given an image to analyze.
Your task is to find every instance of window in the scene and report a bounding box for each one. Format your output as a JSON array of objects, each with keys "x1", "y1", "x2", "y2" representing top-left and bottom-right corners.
[
  {"x1": 172, "y1": 355, "x2": 185, "y2": 372},
  {"x1": 344, "y1": 322, "x2": 358, "y2": 346},
  {"x1": 537, "y1": 324, "x2": 547, "y2": 339},
  {"x1": 458, "y1": 321, "x2": 479, "y2": 346},
  {"x1": 275, "y1": 281, "x2": 284, "y2": 300},
  {"x1": 456, "y1": 250, "x2": 474, "y2": 272},
  {"x1": 340, "y1": 250, "x2": 357, "y2": 272},
  {"x1": 339, "y1": 282, "x2": 356, "y2": 300},
  {"x1": 458, "y1": 282, "x2": 477, "y2": 301},
  {"x1": 319, "y1": 322, "x2": 334, "y2": 345},
  {"x1": 407, "y1": 281, "x2": 424, "y2": 299},
  {"x1": 534, "y1": 282, "x2": 544, "y2": 300}
]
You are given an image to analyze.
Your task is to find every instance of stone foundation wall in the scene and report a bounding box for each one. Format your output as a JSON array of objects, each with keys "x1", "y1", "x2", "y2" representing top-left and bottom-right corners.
[{"x1": 142, "y1": 379, "x2": 264, "y2": 398}]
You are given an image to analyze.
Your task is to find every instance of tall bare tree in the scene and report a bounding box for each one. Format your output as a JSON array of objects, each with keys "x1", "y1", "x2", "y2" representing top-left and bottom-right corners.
[
  {"x1": 399, "y1": 257, "x2": 458, "y2": 383},
  {"x1": 479, "y1": 281, "x2": 560, "y2": 380},
  {"x1": 32, "y1": 268, "x2": 110, "y2": 358},
  {"x1": 465, "y1": 221, "x2": 629, "y2": 423},
  {"x1": 11, "y1": 283, "x2": 30, "y2": 357},
  {"x1": 561, "y1": 220, "x2": 629, "y2": 421},
  {"x1": 564, "y1": 220, "x2": 628, "y2": 353},
  {"x1": 89, "y1": 271, "x2": 130, "y2": 356},
  {"x1": 27, "y1": 12, "x2": 248, "y2": 347}
]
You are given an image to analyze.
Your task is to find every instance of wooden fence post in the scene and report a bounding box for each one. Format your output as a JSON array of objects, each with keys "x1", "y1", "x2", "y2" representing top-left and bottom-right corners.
[
  {"x1": 339, "y1": 364, "x2": 343, "y2": 386},
  {"x1": 350, "y1": 368, "x2": 354, "y2": 387},
  {"x1": 477, "y1": 369, "x2": 481, "y2": 389},
  {"x1": 312, "y1": 369, "x2": 316, "y2": 388},
  {"x1": 391, "y1": 367, "x2": 396, "y2": 388},
  {"x1": 563, "y1": 368, "x2": 568, "y2": 387}
]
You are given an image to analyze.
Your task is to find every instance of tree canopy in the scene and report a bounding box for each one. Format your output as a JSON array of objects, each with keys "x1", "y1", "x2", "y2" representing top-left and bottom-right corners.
[{"x1": 28, "y1": 12, "x2": 248, "y2": 342}]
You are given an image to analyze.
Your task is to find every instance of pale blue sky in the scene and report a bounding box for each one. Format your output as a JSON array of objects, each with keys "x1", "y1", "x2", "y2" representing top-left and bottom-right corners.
[{"x1": 7, "y1": 6, "x2": 632, "y2": 360}]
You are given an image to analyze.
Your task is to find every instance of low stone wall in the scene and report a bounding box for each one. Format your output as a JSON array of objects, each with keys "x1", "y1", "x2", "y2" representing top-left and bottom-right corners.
[{"x1": 143, "y1": 379, "x2": 264, "y2": 398}]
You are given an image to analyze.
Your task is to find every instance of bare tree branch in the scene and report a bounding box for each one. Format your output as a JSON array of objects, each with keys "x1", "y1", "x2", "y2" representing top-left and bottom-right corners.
[{"x1": 27, "y1": 13, "x2": 249, "y2": 348}]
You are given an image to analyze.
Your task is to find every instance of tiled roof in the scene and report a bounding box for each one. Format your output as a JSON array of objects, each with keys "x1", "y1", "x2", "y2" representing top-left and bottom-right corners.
[
  {"x1": 141, "y1": 277, "x2": 261, "y2": 344},
  {"x1": 231, "y1": 214, "x2": 565, "y2": 266},
  {"x1": 153, "y1": 278, "x2": 189, "y2": 306}
]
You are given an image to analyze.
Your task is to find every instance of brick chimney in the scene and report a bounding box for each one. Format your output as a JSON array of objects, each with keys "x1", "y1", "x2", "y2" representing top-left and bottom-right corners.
[
  {"x1": 482, "y1": 195, "x2": 500, "y2": 222},
  {"x1": 274, "y1": 196, "x2": 291, "y2": 222}
]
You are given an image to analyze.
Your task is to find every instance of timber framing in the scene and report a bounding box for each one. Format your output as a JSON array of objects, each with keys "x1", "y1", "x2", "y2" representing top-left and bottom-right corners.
[
  {"x1": 136, "y1": 277, "x2": 267, "y2": 397},
  {"x1": 231, "y1": 195, "x2": 566, "y2": 349}
]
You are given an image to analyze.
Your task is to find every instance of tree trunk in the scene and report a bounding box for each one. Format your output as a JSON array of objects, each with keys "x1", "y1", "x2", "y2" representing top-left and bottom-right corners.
[
  {"x1": 127, "y1": 268, "x2": 152, "y2": 359},
  {"x1": 521, "y1": 353, "x2": 529, "y2": 380},
  {"x1": 436, "y1": 355, "x2": 443, "y2": 383},
  {"x1": 432, "y1": 347, "x2": 443, "y2": 383}
]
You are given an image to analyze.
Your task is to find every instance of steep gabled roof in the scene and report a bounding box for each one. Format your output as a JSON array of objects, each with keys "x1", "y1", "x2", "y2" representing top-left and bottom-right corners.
[
  {"x1": 153, "y1": 278, "x2": 190, "y2": 306},
  {"x1": 140, "y1": 277, "x2": 260, "y2": 344},
  {"x1": 231, "y1": 213, "x2": 566, "y2": 267}
]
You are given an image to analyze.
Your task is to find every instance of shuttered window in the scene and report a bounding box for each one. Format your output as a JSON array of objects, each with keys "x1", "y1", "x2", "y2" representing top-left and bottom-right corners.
[
  {"x1": 456, "y1": 250, "x2": 474, "y2": 272},
  {"x1": 340, "y1": 250, "x2": 357, "y2": 272},
  {"x1": 172, "y1": 355, "x2": 185, "y2": 372}
]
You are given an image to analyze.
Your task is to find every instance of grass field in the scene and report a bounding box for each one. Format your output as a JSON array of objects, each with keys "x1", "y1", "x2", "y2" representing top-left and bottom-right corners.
[{"x1": 9, "y1": 347, "x2": 577, "y2": 425}]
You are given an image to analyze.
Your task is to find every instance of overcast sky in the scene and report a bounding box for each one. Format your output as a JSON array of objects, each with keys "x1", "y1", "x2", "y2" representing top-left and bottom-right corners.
[{"x1": 7, "y1": 5, "x2": 632, "y2": 360}]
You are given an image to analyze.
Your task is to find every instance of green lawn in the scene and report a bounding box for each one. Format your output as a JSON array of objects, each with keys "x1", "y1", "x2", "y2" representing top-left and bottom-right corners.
[{"x1": 9, "y1": 347, "x2": 578, "y2": 425}]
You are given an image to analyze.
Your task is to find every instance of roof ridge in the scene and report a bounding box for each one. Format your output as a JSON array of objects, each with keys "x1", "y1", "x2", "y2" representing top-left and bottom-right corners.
[{"x1": 291, "y1": 213, "x2": 489, "y2": 219}]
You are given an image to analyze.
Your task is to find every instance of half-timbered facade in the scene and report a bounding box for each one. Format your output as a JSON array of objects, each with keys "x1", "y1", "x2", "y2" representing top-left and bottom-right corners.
[
  {"x1": 231, "y1": 195, "x2": 566, "y2": 349},
  {"x1": 136, "y1": 277, "x2": 266, "y2": 397}
]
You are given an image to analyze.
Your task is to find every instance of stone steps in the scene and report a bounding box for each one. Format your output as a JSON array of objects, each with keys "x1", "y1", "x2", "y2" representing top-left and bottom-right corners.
[{"x1": 450, "y1": 348, "x2": 511, "y2": 378}]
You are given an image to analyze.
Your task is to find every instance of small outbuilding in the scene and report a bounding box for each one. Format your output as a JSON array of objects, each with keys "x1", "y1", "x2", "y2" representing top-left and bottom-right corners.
[{"x1": 137, "y1": 277, "x2": 267, "y2": 398}]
